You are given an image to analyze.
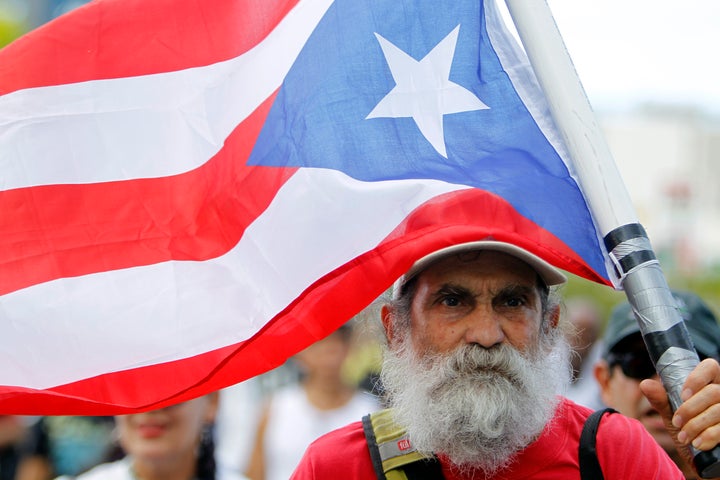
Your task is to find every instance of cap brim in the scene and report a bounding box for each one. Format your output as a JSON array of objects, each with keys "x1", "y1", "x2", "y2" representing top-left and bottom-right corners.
[{"x1": 394, "y1": 241, "x2": 567, "y2": 298}]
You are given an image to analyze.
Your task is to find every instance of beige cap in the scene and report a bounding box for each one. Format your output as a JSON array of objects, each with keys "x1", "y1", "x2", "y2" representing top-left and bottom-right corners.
[{"x1": 394, "y1": 240, "x2": 567, "y2": 297}]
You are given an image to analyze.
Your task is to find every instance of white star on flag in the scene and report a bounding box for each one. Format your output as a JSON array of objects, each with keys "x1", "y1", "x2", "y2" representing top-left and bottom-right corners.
[{"x1": 366, "y1": 25, "x2": 489, "y2": 158}]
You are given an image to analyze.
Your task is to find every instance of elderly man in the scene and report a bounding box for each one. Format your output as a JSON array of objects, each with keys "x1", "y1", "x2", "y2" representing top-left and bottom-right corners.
[
  {"x1": 595, "y1": 290, "x2": 720, "y2": 479},
  {"x1": 291, "y1": 241, "x2": 720, "y2": 479}
]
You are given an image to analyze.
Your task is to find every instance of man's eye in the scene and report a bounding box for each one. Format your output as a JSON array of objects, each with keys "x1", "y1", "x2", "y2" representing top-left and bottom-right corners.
[
  {"x1": 504, "y1": 297, "x2": 525, "y2": 307},
  {"x1": 440, "y1": 295, "x2": 462, "y2": 307}
]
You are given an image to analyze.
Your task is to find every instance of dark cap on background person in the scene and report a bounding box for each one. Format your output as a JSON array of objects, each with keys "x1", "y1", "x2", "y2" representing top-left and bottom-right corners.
[{"x1": 603, "y1": 290, "x2": 720, "y2": 361}]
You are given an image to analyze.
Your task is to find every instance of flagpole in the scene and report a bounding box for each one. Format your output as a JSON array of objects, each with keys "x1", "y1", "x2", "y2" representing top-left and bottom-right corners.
[{"x1": 502, "y1": 0, "x2": 720, "y2": 476}]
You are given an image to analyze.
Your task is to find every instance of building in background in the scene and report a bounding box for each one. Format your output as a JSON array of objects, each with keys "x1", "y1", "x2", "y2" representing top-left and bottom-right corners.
[{"x1": 601, "y1": 105, "x2": 720, "y2": 274}]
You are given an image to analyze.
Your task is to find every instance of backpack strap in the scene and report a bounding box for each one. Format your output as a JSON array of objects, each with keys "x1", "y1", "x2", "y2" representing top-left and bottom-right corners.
[
  {"x1": 579, "y1": 407, "x2": 617, "y2": 480},
  {"x1": 363, "y1": 412, "x2": 387, "y2": 480},
  {"x1": 362, "y1": 409, "x2": 444, "y2": 480}
]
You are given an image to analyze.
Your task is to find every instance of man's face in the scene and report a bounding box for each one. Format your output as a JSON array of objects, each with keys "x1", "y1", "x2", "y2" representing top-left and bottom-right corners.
[
  {"x1": 595, "y1": 337, "x2": 673, "y2": 451},
  {"x1": 402, "y1": 250, "x2": 548, "y2": 355},
  {"x1": 380, "y1": 250, "x2": 569, "y2": 473}
]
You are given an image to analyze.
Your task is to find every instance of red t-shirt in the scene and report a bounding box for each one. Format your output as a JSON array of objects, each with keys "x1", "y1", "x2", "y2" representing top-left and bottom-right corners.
[{"x1": 290, "y1": 398, "x2": 683, "y2": 479}]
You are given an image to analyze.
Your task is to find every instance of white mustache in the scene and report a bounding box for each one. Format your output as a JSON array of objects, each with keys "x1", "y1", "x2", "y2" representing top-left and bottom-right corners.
[{"x1": 438, "y1": 344, "x2": 529, "y2": 382}]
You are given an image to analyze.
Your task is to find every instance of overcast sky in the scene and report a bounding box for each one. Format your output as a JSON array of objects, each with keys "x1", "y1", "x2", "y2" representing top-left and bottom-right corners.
[
  {"x1": 537, "y1": 1, "x2": 720, "y2": 114},
  {"x1": 15, "y1": 1, "x2": 720, "y2": 116}
]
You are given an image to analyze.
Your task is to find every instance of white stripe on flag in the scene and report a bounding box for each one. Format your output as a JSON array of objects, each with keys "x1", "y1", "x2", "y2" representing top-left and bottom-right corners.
[
  {"x1": 0, "y1": 169, "x2": 465, "y2": 388},
  {"x1": 0, "y1": 0, "x2": 333, "y2": 190}
]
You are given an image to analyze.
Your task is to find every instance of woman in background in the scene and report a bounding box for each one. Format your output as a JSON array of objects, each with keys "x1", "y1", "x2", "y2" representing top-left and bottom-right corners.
[
  {"x1": 245, "y1": 323, "x2": 380, "y2": 480},
  {"x1": 58, "y1": 392, "x2": 246, "y2": 480}
]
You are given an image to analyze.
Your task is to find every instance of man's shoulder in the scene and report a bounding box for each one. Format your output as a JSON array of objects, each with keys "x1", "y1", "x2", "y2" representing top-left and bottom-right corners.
[
  {"x1": 549, "y1": 397, "x2": 596, "y2": 433},
  {"x1": 291, "y1": 420, "x2": 377, "y2": 479},
  {"x1": 554, "y1": 399, "x2": 683, "y2": 477},
  {"x1": 307, "y1": 419, "x2": 367, "y2": 450},
  {"x1": 590, "y1": 407, "x2": 684, "y2": 477},
  {"x1": 558, "y1": 399, "x2": 670, "y2": 451}
]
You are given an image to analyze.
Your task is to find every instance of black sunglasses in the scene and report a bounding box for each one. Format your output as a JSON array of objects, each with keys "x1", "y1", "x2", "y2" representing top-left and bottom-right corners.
[
  {"x1": 606, "y1": 351, "x2": 657, "y2": 380},
  {"x1": 608, "y1": 350, "x2": 710, "y2": 380}
]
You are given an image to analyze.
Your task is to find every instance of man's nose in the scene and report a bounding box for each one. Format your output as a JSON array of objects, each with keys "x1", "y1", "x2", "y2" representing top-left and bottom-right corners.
[{"x1": 463, "y1": 305, "x2": 504, "y2": 348}]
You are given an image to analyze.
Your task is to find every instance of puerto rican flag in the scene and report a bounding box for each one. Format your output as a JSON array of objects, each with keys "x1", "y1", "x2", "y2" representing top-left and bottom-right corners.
[{"x1": 0, "y1": 0, "x2": 615, "y2": 414}]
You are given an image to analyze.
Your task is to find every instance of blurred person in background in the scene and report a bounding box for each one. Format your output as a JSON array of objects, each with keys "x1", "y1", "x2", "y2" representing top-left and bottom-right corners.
[
  {"x1": 213, "y1": 379, "x2": 265, "y2": 478},
  {"x1": 245, "y1": 322, "x2": 380, "y2": 480},
  {"x1": 15, "y1": 416, "x2": 116, "y2": 480},
  {"x1": 594, "y1": 290, "x2": 720, "y2": 479},
  {"x1": 55, "y1": 392, "x2": 246, "y2": 480},
  {"x1": 563, "y1": 297, "x2": 605, "y2": 410},
  {"x1": 214, "y1": 358, "x2": 301, "y2": 477},
  {"x1": 0, "y1": 415, "x2": 28, "y2": 480}
]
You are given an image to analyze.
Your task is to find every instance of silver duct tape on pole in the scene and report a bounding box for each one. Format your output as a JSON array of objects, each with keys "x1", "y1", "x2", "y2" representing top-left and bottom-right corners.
[
  {"x1": 605, "y1": 223, "x2": 720, "y2": 478},
  {"x1": 605, "y1": 223, "x2": 699, "y2": 408}
]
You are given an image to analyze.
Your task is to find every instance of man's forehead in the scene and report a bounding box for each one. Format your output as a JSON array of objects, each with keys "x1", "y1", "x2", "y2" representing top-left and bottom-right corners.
[
  {"x1": 392, "y1": 241, "x2": 565, "y2": 299},
  {"x1": 418, "y1": 250, "x2": 539, "y2": 281},
  {"x1": 421, "y1": 250, "x2": 537, "y2": 277}
]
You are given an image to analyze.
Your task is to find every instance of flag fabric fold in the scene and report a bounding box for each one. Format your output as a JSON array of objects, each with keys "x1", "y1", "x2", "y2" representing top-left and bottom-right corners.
[{"x1": 0, "y1": 0, "x2": 614, "y2": 414}]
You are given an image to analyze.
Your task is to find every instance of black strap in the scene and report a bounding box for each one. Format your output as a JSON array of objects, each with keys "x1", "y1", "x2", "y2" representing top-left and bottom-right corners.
[
  {"x1": 402, "y1": 457, "x2": 445, "y2": 480},
  {"x1": 579, "y1": 408, "x2": 617, "y2": 480},
  {"x1": 362, "y1": 413, "x2": 387, "y2": 480}
]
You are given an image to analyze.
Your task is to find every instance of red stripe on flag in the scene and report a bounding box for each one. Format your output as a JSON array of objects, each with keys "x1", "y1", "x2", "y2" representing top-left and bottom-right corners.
[
  {"x1": 0, "y1": 93, "x2": 295, "y2": 296},
  {"x1": 0, "y1": 188, "x2": 609, "y2": 414},
  {"x1": 0, "y1": 0, "x2": 301, "y2": 95}
]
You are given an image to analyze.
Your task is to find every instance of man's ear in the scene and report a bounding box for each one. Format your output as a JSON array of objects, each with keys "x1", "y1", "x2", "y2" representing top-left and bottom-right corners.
[
  {"x1": 548, "y1": 303, "x2": 560, "y2": 329},
  {"x1": 381, "y1": 304, "x2": 395, "y2": 344},
  {"x1": 593, "y1": 359, "x2": 614, "y2": 406}
]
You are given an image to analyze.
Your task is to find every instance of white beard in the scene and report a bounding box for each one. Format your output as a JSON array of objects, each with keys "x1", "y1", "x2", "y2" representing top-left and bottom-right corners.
[{"x1": 380, "y1": 329, "x2": 572, "y2": 475}]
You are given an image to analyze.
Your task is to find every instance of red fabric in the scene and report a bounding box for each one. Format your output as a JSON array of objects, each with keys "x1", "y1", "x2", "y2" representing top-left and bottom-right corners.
[
  {"x1": 0, "y1": 0, "x2": 300, "y2": 94},
  {"x1": 0, "y1": 95, "x2": 287, "y2": 296},
  {"x1": 290, "y1": 398, "x2": 683, "y2": 479},
  {"x1": 290, "y1": 420, "x2": 376, "y2": 479},
  {"x1": 0, "y1": 189, "x2": 606, "y2": 415}
]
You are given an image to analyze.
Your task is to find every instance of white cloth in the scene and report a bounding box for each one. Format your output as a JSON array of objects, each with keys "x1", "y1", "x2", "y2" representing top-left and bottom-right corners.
[
  {"x1": 56, "y1": 456, "x2": 249, "y2": 480},
  {"x1": 263, "y1": 385, "x2": 380, "y2": 480},
  {"x1": 214, "y1": 379, "x2": 265, "y2": 474}
]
